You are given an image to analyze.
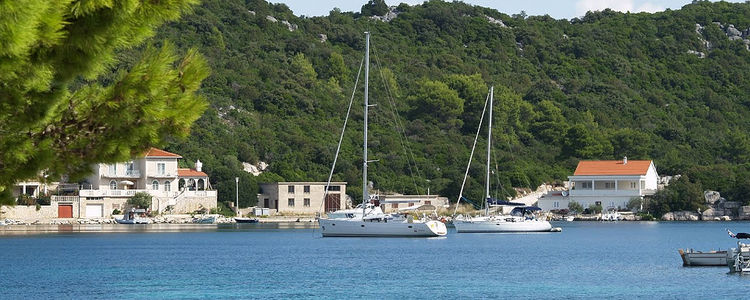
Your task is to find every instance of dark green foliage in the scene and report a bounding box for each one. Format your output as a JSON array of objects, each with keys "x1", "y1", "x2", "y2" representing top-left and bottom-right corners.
[
  {"x1": 125, "y1": 0, "x2": 750, "y2": 208},
  {"x1": 647, "y1": 175, "x2": 705, "y2": 217},
  {"x1": 361, "y1": 0, "x2": 389, "y2": 16},
  {"x1": 127, "y1": 192, "x2": 152, "y2": 209},
  {"x1": 0, "y1": 0, "x2": 208, "y2": 202},
  {"x1": 210, "y1": 202, "x2": 236, "y2": 217},
  {"x1": 588, "y1": 203, "x2": 603, "y2": 214},
  {"x1": 568, "y1": 201, "x2": 584, "y2": 213}
]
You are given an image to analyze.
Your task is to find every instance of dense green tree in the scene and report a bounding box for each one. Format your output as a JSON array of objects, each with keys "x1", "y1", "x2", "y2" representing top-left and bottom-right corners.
[
  {"x1": 406, "y1": 79, "x2": 464, "y2": 127},
  {"x1": 361, "y1": 0, "x2": 389, "y2": 16},
  {"x1": 568, "y1": 201, "x2": 584, "y2": 213},
  {"x1": 647, "y1": 175, "x2": 705, "y2": 217},
  {"x1": 127, "y1": 192, "x2": 152, "y2": 209},
  {"x1": 0, "y1": 0, "x2": 208, "y2": 204},
  {"x1": 79, "y1": 0, "x2": 750, "y2": 212}
]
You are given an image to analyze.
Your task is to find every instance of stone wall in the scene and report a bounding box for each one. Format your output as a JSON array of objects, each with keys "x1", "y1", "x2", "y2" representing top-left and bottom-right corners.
[
  {"x1": 173, "y1": 196, "x2": 217, "y2": 214},
  {"x1": 1, "y1": 205, "x2": 59, "y2": 220}
]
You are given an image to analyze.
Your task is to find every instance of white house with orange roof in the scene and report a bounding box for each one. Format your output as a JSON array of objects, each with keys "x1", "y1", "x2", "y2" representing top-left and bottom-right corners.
[
  {"x1": 72, "y1": 148, "x2": 216, "y2": 218},
  {"x1": 538, "y1": 157, "x2": 659, "y2": 211}
]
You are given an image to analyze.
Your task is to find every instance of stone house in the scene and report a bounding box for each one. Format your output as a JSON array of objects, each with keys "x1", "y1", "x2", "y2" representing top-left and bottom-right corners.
[{"x1": 257, "y1": 182, "x2": 347, "y2": 215}]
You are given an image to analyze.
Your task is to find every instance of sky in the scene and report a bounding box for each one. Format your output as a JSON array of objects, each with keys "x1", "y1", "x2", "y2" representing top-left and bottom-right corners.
[{"x1": 271, "y1": 0, "x2": 745, "y2": 20}]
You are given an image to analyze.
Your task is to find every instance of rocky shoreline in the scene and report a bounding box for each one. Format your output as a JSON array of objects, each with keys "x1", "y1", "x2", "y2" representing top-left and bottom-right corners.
[{"x1": 0, "y1": 215, "x2": 318, "y2": 226}]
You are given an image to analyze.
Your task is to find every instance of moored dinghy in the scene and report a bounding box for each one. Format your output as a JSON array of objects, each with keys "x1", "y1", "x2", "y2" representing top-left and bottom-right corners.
[{"x1": 678, "y1": 248, "x2": 729, "y2": 266}]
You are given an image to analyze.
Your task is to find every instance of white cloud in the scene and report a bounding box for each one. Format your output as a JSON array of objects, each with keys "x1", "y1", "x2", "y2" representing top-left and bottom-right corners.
[
  {"x1": 575, "y1": 0, "x2": 664, "y2": 17},
  {"x1": 636, "y1": 3, "x2": 665, "y2": 13}
]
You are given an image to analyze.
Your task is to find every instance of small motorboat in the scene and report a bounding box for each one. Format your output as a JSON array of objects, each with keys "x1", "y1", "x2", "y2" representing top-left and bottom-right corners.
[
  {"x1": 115, "y1": 209, "x2": 150, "y2": 224},
  {"x1": 678, "y1": 248, "x2": 729, "y2": 266},
  {"x1": 234, "y1": 217, "x2": 259, "y2": 223},
  {"x1": 565, "y1": 215, "x2": 575, "y2": 222},
  {"x1": 193, "y1": 215, "x2": 216, "y2": 224},
  {"x1": 728, "y1": 229, "x2": 750, "y2": 272},
  {"x1": 601, "y1": 209, "x2": 622, "y2": 221}
]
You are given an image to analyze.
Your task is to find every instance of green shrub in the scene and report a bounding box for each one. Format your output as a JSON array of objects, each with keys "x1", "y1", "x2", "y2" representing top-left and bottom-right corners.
[
  {"x1": 210, "y1": 202, "x2": 235, "y2": 217},
  {"x1": 112, "y1": 209, "x2": 122, "y2": 215},
  {"x1": 589, "y1": 203, "x2": 603, "y2": 214},
  {"x1": 127, "y1": 192, "x2": 152, "y2": 209},
  {"x1": 17, "y1": 194, "x2": 35, "y2": 206},
  {"x1": 638, "y1": 213, "x2": 655, "y2": 221},
  {"x1": 568, "y1": 201, "x2": 584, "y2": 213}
]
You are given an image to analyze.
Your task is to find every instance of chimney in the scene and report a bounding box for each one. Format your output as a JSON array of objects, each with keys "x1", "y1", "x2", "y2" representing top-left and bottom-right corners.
[
  {"x1": 623, "y1": 156, "x2": 628, "y2": 165},
  {"x1": 195, "y1": 159, "x2": 202, "y2": 172}
]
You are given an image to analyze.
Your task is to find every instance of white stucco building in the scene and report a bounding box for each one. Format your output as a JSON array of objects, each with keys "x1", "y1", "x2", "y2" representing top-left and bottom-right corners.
[
  {"x1": 74, "y1": 148, "x2": 217, "y2": 218},
  {"x1": 538, "y1": 158, "x2": 659, "y2": 211},
  {"x1": 2, "y1": 148, "x2": 217, "y2": 220},
  {"x1": 377, "y1": 194, "x2": 449, "y2": 213}
]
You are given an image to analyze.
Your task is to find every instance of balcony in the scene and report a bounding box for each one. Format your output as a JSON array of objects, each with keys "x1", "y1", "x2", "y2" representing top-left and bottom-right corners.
[
  {"x1": 78, "y1": 189, "x2": 217, "y2": 198},
  {"x1": 149, "y1": 173, "x2": 178, "y2": 179},
  {"x1": 101, "y1": 170, "x2": 141, "y2": 178},
  {"x1": 80, "y1": 189, "x2": 173, "y2": 198},
  {"x1": 569, "y1": 189, "x2": 656, "y2": 197}
]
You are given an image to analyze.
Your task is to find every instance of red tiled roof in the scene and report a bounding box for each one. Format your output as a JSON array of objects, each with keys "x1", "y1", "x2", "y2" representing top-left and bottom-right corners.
[
  {"x1": 144, "y1": 148, "x2": 182, "y2": 158},
  {"x1": 573, "y1": 160, "x2": 652, "y2": 176},
  {"x1": 178, "y1": 168, "x2": 207, "y2": 177}
]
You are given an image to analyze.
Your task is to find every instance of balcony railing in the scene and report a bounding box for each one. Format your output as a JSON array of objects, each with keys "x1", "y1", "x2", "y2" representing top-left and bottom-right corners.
[
  {"x1": 78, "y1": 189, "x2": 217, "y2": 198},
  {"x1": 569, "y1": 189, "x2": 657, "y2": 197},
  {"x1": 101, "y1": 170, "x2": 141, "y2": 178}
]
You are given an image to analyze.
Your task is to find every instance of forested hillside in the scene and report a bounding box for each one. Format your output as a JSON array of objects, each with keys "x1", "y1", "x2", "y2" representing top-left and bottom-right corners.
[{"x1": 133, "y1": 0, "x2": 750, "y2": 210}]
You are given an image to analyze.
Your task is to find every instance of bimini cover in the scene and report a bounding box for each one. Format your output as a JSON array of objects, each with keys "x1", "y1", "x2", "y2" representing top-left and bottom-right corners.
[
  {"x1": 510, "y1": 206, "x2": 542, "y2": 216},
  {"x1": 486, "y1": 198, "x2": 524, "y2": 206},
  {"x1": 398, "y1": 204, "x2": 437, "y2": 212}
]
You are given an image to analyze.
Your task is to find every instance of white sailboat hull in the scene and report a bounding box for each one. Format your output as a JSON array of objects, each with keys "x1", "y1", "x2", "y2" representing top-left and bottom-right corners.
[
  {"x1": 319, "y1": 219, "x2": 447, "y2": 237},
  {"x1": 454, "y1": 219, "x2": 552, "y2": 233}
]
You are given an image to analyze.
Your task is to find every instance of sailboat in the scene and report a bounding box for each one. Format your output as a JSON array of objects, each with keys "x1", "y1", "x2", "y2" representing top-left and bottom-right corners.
[
  {"x1": 317, "y1": 32, "x2": 447, "y2": 237},
  {"x1": 453, "y1": 86, "x2": 553, "y2": 233}
]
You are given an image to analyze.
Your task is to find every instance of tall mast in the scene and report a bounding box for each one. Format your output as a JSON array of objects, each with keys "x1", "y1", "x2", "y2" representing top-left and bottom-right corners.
[
  {"x1": 362, "y1": 32, "x2": 370, "y2": 219},
  {"x1": 485, "y1": 86, "x2": 493, "y2": 215}
]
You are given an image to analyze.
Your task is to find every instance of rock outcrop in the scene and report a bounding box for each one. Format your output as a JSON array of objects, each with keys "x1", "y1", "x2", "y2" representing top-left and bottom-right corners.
[{"x1": 661, "y1": 211, "x2": 700, "y2": 221}]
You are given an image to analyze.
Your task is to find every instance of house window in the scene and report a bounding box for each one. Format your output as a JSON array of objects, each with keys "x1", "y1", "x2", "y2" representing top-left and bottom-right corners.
[
  {"x1": 152, "y1": 180, "x2": 159, "y2": 190},
  {"x1": 580, "y1": 181, "x2": 592, "y2": 189},
  {"x1": 157, "y1": 163, "x2": 165, "y2": 175},
  {"x1": 604, "y1": 182, "x2": 614, "y2": 189},
  {"x1": 326, "y1": 185, "x2": 340, "y2": 191},
  {"x1": 554, "y1": 201, "x2": 559, "y2": 208},
  {"x1": 126, "y1": 162, "x2": 135, "y2": 175},
  {"x1": 630, "y1": 182, "x2": 637, "y2": 189},
  {"x1": 303, "y1": 185, "x2": 310, "y2": 193},
  {"x1": 304, "y1": 198, "x2": 310, "y2": 207},
  {"x1": 392, "y1": 203, "x2": 398, "y2": 208},
  {"x1": 640, "y1": 180, "x2": 645, "y2": 189},
  {"x1": 288, "y1": 186, "x2": 295, "y2": 193},
  {"x1": 288, "y1": 198, "x2": 295, "y2": 207},
  {"x1": 110, "y1": 180, "x2": 117, "y2": 190},
  {"x1": 108, "y1": 164, "x2": 117, "y2": 175},
  {"x1": 408, "y1": 203, "x2": 414, "y2": 207},
  {"x1": 164, "y1": 181, "x2": 171, "y2": 191}
]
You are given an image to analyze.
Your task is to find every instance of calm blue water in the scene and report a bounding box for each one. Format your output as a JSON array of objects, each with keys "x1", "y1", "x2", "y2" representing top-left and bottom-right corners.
[{"x1": 0, "y1": 221, "x2": 748, "y2": 299}]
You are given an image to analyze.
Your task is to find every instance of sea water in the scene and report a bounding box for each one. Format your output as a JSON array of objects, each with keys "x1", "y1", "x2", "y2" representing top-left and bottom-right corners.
[{"x1": 0, "y1": 221, "x2": 748, "y2": 299}]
